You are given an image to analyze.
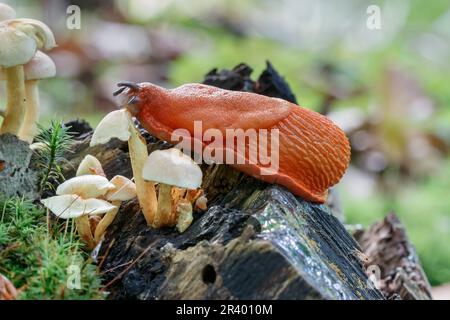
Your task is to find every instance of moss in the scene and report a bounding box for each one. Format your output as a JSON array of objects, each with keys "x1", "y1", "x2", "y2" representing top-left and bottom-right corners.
[{"x1": 0, "y1": 197, "x2": 104, "y2": 300}]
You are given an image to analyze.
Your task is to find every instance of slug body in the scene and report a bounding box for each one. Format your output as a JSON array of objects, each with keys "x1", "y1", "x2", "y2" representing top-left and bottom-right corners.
[{"x1": 120, "y1": 82, "x2": 350, "y2": 203}]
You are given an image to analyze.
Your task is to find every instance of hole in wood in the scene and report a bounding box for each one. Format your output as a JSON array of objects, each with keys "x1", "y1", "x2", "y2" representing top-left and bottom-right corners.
[{"x1": 202, "y1": 264, "x2": 216, "y2": 284}]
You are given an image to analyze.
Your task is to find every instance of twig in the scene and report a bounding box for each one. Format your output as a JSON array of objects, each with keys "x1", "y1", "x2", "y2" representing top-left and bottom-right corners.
[
  {"x1": 98, "y1": 238, "x2": 116, "y2": 270},
  {"x1": 101, "y1": 244, "x2": 153, "y2": 290}
]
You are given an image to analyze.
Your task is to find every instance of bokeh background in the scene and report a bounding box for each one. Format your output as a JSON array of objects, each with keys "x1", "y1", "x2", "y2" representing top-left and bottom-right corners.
[{"x1": 1, "y1": 0, "x2": 450, "y2": 286}]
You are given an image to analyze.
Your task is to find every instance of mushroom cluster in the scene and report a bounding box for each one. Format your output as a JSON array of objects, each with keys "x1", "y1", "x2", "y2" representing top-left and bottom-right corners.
[
  {"x1": 90, "y1": 96, "x2": 207, "y2": 233},
  {"x1": 41, "y1": 154, "x2": 137, "y2": 249},
  {"x1": 0, "y1": 3, "x2": 56, "y2": 142}
]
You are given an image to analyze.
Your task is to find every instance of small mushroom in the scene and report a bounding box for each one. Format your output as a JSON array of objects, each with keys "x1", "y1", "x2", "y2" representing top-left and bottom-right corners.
[
  {"x1": 142, "y1": 148, "x2": 202, "y2": 229},
  {"x1": 175, "y1": 199, "x2": 193, "y2": 233},
  {"x1": 76, "y1": 154, "x2": 105, "y2": 177},
  {"x1": 90, "y1": 109, "x2": 157, "y2": 226},
  {"x1": 56, "y1": 174, "x2": 115, "y2": 199},
  {"x1": 18, "y1": 51, "x2": 56, "y2": 142},
  {"x1": 94, "y1": 175, "x2": 137, "y2": 243},
  {"x1": 0, "y1": 18, "x2": 56, "y2": 136},
  {"x1": 41, "y1": 175, "x2": 117, "y2": 249},
  {"x1": 41, "y1": 194, "x2": 116, "y2": 219},
  {"x1": 194, "y1": 195, "x2": 208, "y2": 211},
  {"x1": 0, "y1": 4, "x2": 15, "y2": 22}
]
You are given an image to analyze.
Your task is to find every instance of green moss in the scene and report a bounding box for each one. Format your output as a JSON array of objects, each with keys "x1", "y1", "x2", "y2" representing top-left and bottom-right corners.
[{"x1": 0, "y1": 197, "x2": 104, "y2": 300}]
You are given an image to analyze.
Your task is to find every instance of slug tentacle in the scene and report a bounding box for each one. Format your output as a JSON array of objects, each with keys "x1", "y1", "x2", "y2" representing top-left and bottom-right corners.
[{"x1": 114, "y1": 82, "x2": 140, "y2": 96}]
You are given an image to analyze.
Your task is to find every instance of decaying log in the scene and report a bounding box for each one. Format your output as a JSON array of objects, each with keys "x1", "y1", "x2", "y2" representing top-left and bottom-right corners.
[
  {"x1": 0, "y1": 134, "x2": 38, "y2": 199},
  {"x1": 62, "y1": 124, "x2": 383, "y2": 300},
  {"x1": 355, "y1": 213, "x2": 433, "y2": 300}
]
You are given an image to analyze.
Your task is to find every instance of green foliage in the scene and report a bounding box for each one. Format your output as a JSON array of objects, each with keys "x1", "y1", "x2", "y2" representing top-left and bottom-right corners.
[
  {"x1": 34, "y1": 121, "x2": 73, "y2": 193},
  {"x1": 0, "y1": 197, "x2": 103, "y2": 299}
]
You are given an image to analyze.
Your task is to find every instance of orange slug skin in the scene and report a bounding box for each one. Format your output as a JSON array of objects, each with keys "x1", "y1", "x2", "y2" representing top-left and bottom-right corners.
[{"x1": 127, "y1": 83, "x2": 351, "y2": 203}]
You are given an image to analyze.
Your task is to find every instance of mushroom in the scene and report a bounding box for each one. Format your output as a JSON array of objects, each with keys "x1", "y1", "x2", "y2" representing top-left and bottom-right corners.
[
  {"x1": 41, "y1": 175, "x2": 116, "y2": 249},
  {"x1": 142, "y1": 148, "x2": 202, "y2": 229},
  {"x1": 175, "y1": 199, "x2": 193, "y2": 233},
  {"x1": 0, "y1": 3, "x2": 15, "y2": 22},
  {"x1": 56, "y1": 174, "x2": 115, "y2": 199},
  {"x1": 0, "y1": 18, "x2": 56, "y2": 135},
  {"x1": 194, "y1": 194, "x2": 208, "y2": 211},
  {"x1": 76, "y1": 154, "x2": 105, "y2": 177},
  {"x1": 18, "y1": 51, "x2": 56, "y2": 142},
  {"x1": 1, "y1": 51, "x2": 56, "y2": 142},
  {"x1": 90, "y1": 108, "x2": 157, "y2": 227},
  {"x1": 94, "y1": 175, "x2": 137, "y2": 243}
]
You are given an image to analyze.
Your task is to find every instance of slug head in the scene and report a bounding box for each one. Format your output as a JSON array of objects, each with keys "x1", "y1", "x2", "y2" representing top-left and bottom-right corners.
[{"x1": 114, "y1": 82, "x2": 167, "y2": 116}]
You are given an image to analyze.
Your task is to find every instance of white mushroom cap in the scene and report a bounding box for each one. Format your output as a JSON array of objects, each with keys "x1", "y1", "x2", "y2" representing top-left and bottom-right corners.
[
  {"x1": 105, "y1": 175, "x2": 137, "y2": 201},
  {"x1": 0, "y1": 18, "x2": 56, "y2": 68},
  {"x1": 76, "y1": 154, "x2": 105, "y2": 177},
  {"x1": 7, "y1": 18, "x2": 56, "y2": 50},
  {"x1": 142, "y1": 148, "x2": 202, "y2": 189},
  {"x1": 23, "y1": 51, "x2": 56, "y2": 80},
  {"x1": 56, "y1": 175, "x2": 115, "y2": 199},
  {"x1": 0, "y1": 4, "x2": 15, "y2": 21},
  {"x1": 41, "y1": 195, "x2": 116, "y2": 219},
  {"x1": 0, "y1": 23, "x2": 36, "y2": 67},
  {"x1": 90, "y1": 109, "x2": 131, "y2": 146}
]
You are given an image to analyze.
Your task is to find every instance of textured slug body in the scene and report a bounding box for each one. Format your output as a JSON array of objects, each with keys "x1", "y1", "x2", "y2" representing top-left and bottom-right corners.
[{"x1": 122, "y1": 82, "x2": 350, "y2": 203}]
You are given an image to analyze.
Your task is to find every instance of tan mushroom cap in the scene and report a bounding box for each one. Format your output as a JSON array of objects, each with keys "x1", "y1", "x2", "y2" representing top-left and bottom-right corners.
[
  {"x1": 41, "y1": 194, "x2": 117, "y2": 219},
  {"x1": 90, "y1": 109, "x2": 132, "y2": 146},
  {"x1": 0, "y1": 4, "x2": 15, "y2": 21},
  {"x1": 23, "y1": 51, "x2": 56, "y2": 80},
  {"x1": 56, "y1": 175, "x2": 115, "y2": 199},
  {"x1": 142, "y1": 148, "x2": 203, "y2": 189},
  {"x1": 0, "y1": 51, "x2": 56, "y2": 81},
  {"x1": 105, "y1": 175, "x2": 137, "y2": 201},
  {"x1": 76, "y1": 154, "x2": 105, "y2": 177}
]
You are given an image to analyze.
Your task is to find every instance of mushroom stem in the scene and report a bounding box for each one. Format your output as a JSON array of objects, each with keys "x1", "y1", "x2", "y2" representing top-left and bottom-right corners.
[
  {"x1": 94, "y1": 200, "x2": 121, "y2": 243},
  {"x1": 176, "y1": 199, "x2": 193, "y2": 233},
  {"x1": 18, "y1": 79, "x2": 39, "y2": 143},
  {"x1": 128, "y1": 121, "x2": 157, "y2": 226},
  {"x1": 155, "y1": 184, "x2": 173, "y2": 227},
  {"x1": 75, "y1": 215, "x2": 96, "y2": 250},
  {"x1": 0, "y1": 65, "x2": 26, "y2": 135}
]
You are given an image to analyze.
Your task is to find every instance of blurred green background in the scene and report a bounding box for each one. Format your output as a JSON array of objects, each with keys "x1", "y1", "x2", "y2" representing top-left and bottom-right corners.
[{"x1": 1, "y1": 0, "x2": 449, "y2": 285}]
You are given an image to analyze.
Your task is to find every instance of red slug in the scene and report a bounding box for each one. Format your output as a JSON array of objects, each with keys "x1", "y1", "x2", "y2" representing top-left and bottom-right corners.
[{"x1": 115, "y1": 82, "x2": 351, "y2": 203}]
